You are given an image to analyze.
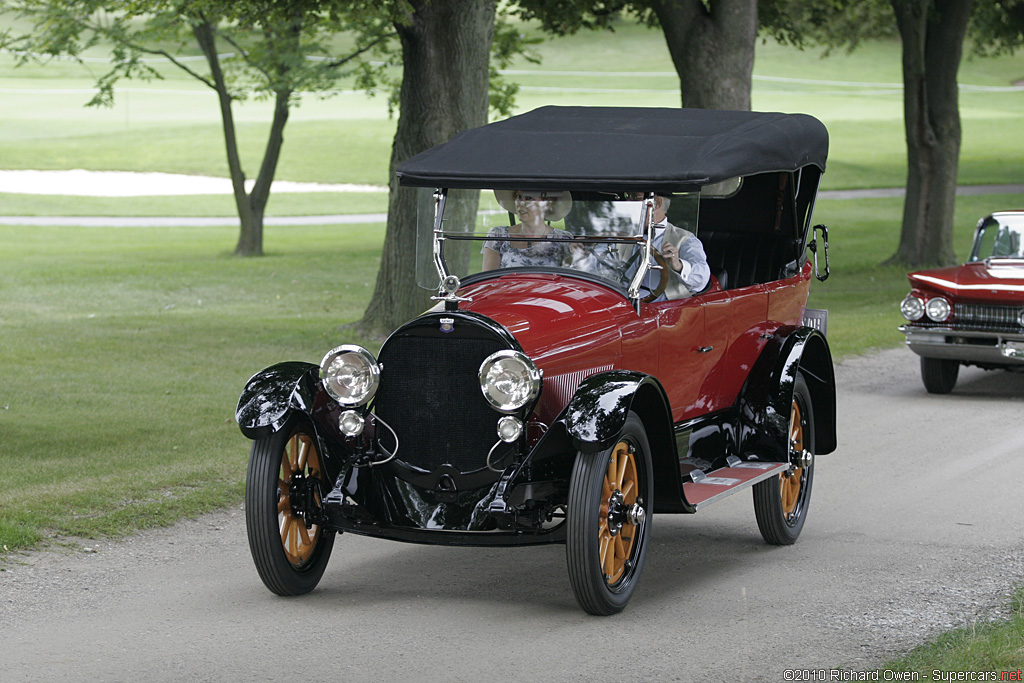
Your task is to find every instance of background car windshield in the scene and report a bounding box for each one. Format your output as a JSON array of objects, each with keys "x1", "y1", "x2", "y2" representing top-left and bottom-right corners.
[
  {"x1": 415, "y1": 188, "x2": 699, "y2": 290},
  {"x1": 970, "y1": 214, "x2": 1024, "y2": 261}
]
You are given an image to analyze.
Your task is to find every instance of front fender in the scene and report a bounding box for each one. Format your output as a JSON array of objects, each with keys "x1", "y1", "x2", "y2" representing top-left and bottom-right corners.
[
  {"x1": 738, "y1": 326, "x2": 837, "y2": 461},
  {"x1": 559, "y1": 369, "x2": 682, "y2": 511},
  {"x1": 561, "y1": 370, "x2": 671, "y2": 452},
  {"x1": 236, "y1": 361, "x2": 319, "y2": 440}
]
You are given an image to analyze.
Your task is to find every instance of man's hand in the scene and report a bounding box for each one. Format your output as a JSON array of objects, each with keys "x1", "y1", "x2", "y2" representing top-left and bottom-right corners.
[{"x1": 662, "y1": 243, "x2": 683, "y2": 273}]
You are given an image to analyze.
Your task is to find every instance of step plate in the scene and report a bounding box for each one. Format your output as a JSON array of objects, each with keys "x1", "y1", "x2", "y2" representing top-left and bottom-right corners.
[{"x1": 683, "y1": 462, "x2": 789, "y2": 510}]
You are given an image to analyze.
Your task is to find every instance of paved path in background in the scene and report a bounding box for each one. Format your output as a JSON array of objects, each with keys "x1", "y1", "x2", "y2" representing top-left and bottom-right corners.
[
  {"x1": 2, "y1": 348, "x2": 1023, "y2": 682},
  {"x1": 1, "y1": 185, "x2": 1022, "y2": 228}
]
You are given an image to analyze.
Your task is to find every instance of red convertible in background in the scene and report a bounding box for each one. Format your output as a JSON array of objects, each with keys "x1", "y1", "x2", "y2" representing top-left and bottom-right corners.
[
  {"x1": 900, "y1": 210, "x2": 1024, "y2": 393},
  {"x1": 237, "y1": 106, "x2": 837, "y2": 615}
]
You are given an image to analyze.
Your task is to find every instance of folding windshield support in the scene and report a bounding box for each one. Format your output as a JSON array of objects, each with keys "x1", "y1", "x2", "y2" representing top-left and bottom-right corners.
[
  {"x1": 626, "y1": 193, "x2": 657, "y2": 312},
  {"x1": 431, "y1": 188, "x2": 450, "y2": 284}
]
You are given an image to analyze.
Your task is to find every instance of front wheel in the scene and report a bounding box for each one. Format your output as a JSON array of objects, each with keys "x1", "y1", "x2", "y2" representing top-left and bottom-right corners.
[
  {"x1": 753, "y1": 374, "x2": 815, "y2": 545},
  {"x1": 246, "y1": 420, "x2": 335, "y2": 595},
  {"x1": 566, "y1": 412, "x2": 653, "y2": 615},
  {"x1": 921, "y1": 357, "x2": 959, "y2": 394}
]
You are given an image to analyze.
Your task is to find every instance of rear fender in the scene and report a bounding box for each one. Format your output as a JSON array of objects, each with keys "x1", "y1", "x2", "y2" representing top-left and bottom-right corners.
[
  {"x1": 236, "y1": 362, "x2": 319, "y2": 440},
  {"x1": 738, "y1": 326, "x2": 836, "y2": 461}
]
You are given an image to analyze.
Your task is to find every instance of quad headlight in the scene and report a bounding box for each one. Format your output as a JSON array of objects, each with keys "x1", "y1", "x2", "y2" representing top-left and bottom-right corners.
[
  {"x1": 900, "y1": 295, "x2": 925, "y2": 321},
  {"x1": 925, "y1": 297, "x2": 951, "y2": 322},
  {"x1": 478, "y1": 350, "x2": 541, "y2": 413},
  {"x1": 320, "y1": 345, "x2": 380, "y2": 407}
]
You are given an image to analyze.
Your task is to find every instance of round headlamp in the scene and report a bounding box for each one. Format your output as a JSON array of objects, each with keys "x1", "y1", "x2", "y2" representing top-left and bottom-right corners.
[
  {"x1": 900, "y1": 295, "x2": 925, "y2": 321},
  {"x1": 925, "y1": 297, "x2": 951, "y2": 322},
  {"x1": 478, "y1": 350, "x2": 541, "y2": 413},
  {"x1": 320, "y1": 345, "x2": 380, "y2": 407},
  {"x1": 339, "y1": 409, "x2": 365, "y2": 437},
  {"x1": 497, "y1": 416, "x2": 524, "y2": 443}
]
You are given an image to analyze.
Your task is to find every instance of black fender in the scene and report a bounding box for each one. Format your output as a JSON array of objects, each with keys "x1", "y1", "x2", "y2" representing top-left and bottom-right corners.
[
  {"x1": 737, "y1": 326, "x2": 837, "y2": 462},
  {"x1": 559, "y1": 369, "x2": 682, "y2": 510},
  {"x1": 236, "y1": 361, "x2": 319, "y2": 440}
]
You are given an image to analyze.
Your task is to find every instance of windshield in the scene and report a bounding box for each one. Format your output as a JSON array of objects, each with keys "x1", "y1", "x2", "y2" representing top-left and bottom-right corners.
[
  {"x1": 970, "y1": 213, "x2": 1024, "y2": 261},
  {"x1": 415, "y1": 188, "x2": 700, "y2": 296}
]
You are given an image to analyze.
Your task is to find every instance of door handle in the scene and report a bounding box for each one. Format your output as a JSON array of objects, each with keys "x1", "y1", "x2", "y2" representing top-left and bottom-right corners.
[{"x1": 697, "y1": 346, "x2": 714, "y2": 353}]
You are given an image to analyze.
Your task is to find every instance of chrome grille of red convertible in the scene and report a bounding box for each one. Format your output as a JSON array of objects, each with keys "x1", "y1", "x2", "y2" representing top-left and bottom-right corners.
[
  {"x1": 954, "y1": 303, "x2": 1024, "y2": 332},
  {"x1": 374, "y1": 333, "x2": 507, "y2": 473}
]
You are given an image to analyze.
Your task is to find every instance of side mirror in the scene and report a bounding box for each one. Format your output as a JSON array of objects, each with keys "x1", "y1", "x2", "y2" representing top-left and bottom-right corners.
[{"x1": 808, "y1": 224, "x2": 830, "y2": 282}]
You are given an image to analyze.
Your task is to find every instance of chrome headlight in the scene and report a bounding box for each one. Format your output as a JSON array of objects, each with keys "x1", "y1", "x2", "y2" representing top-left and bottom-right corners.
[
  {"x1": 320, "y1": 345, "x2": 380, "y2": 407},
  {"x1": 900, "y1": 295, "x2": 925, "y2": 321},
  {"x1": 925, "y1": 297, "x2": 951, "y2": 322},
  {"x1": 478, "y1": 350, "x2": 541, "y2": 413}
]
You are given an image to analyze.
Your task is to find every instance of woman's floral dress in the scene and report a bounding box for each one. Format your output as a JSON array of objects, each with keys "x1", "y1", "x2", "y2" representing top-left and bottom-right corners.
[{"x1": 482, "y1": 225, "x2": 572, "y2": 268}]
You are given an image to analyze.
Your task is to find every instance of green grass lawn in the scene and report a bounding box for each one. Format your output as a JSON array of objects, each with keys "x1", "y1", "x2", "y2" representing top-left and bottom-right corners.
[
  {"x1": 0, "y1": 221, "x2": 385, "y2": 549},
  {"x1": 1, "y1": 15, "x2": 1023, "y2": 672}
]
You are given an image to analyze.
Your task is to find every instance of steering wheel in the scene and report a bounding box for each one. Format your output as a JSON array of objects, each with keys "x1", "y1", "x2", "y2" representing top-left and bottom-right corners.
[
  {"x1": 642, "y1": 247, "x2": 671, "y2": 303},
  {"x1": 593, "y1": 245, "x2": 670, "y2": 303}
]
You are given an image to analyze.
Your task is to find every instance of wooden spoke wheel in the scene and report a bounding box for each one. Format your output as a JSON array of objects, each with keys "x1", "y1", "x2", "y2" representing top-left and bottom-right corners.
[
  {"x1": 567, "y1": 411, "x2": 653, "y2": 615},
  {"x1": 754, "y1": 374, "x2": 815, "y2": 545},
  {"x1": 246, "y1": 420, "x2": 334, "y2": 595}
]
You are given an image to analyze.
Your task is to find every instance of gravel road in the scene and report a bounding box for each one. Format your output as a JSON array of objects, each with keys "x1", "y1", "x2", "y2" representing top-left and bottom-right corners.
[{"x1": 2, "y1": 347, "x2": 1023, "y2": 683}]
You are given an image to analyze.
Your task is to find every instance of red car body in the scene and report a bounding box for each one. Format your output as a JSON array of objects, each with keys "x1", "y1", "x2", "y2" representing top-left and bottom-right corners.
[{"x1": 237, "y1": 106, "x2": 838, "y2": 614}]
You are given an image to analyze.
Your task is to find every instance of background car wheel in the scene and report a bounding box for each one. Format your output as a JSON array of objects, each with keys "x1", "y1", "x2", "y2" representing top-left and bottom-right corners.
[
  {"x1": 753, "y1": 374, "x2": 815, "y2": 545},
  {"x1": 921, "y1": 357, "x2": 959, "y2": 394},
  {"x1": 566, "y1": 411, "x2": 653, "y2": 616},
  {"x1": 246, "y1": 419, "x2": 334, "y2": 596}
]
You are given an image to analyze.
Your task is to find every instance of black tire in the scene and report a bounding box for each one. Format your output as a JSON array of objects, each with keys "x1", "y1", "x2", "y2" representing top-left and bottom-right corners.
[
  {"x1": 246, "y1": 420, "x2": 334, "y2": 596},
  {"x1": 921, "y1": 357, "x2": 959, "y2": 394},
  {"x1": 753, "y1": 374, "x2": 815, "y2": 545},
  {"x1": 566, "y1": 411, "x2": 653, "y2": 615}
]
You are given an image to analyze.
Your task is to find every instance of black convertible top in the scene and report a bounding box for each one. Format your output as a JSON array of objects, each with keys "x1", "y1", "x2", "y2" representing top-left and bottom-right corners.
[{"x1": 395, "y1": 106, "x2": 828, "y2": 193}]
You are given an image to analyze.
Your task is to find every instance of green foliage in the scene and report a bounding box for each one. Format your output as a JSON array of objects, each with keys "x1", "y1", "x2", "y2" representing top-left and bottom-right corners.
[
  {"x1": 880, "y1": 585, "x2": 1024, "y2": 674},
  {"x1": 970, "y1": 0, "x2": 1024, "y2": 57},
  {"x1": 489, "y1": 13, "x2": 543, "y2": 116},
  {"x1": 3, "y1": 0, "x2": 398, "y2": 107}
]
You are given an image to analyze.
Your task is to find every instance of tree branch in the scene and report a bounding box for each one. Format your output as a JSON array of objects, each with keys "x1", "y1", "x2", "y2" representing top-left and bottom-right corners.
[{"x1": 325, "y1": 32, "x2": 394, "y2": 69}]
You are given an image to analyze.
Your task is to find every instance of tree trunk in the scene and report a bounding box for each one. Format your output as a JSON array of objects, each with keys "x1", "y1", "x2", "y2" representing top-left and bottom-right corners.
[
  {"x1": 888, "y1": 0, "x2": 974, "y2": 266},
  {"x1": 649, "y1": 0, "x2": 757, "y2": 110},
  {"x1": 194, "y1": 19, "x2": 291, "y2": 257},
  {"x1": 358, "y1": 0, "x2": 497, "y2": 333}
]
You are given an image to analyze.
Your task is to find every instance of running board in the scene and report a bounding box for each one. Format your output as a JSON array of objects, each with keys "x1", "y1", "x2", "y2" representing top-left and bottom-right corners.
[{"x1": 683, "y1": 462, "x2": 788, "y2": 511}]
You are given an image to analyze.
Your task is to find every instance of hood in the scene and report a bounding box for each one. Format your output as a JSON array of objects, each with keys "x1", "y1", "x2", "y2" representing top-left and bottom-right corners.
[
  {"x1": 909, "y1": 260, "x2": 1024, "y2": 301},
  {"x1": 458, "y1": 273, "x2": 632, "y2": 370}
]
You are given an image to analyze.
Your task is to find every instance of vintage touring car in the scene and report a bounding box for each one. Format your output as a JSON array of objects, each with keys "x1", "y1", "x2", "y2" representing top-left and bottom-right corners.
[
  {"x1": 899, "y1": 210, "x2": 1024, "y2": 393},
  {"x1": 237, "y1": 106, "x2": 837, "y2": 615}
]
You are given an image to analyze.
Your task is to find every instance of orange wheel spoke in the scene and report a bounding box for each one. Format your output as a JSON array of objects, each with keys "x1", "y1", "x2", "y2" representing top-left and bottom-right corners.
[{"x1": 603, "y1": 537, "x2": 616, "y2": 578}]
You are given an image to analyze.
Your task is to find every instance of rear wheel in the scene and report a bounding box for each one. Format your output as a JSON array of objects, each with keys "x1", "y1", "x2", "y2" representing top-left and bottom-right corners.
[
  {"x1": 566, "y1": 412, "x2": 653, "y2": 615},
  {"x1": 246, "y1": 420, "x2": 334, "y2": 595},
  {"x1": 754, "y1": 375, "x2": 815, "y2": 545},
  {"x1": 921, "y1": 357, "x2": 959, "y2": 394}
]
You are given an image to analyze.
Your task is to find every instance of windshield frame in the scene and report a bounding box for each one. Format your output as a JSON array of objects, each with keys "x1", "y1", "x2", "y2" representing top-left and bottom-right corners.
[
  {"x1": 416, "y1": 188, "x2": 700, "y2": 305},
  {"x1": 969, "y1": 213, "x2": 1024, "y2": 262}
]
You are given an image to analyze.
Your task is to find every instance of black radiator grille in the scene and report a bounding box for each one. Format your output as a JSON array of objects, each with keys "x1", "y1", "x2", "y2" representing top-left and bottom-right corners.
[
  {"x1": 374, "y1": 333, "x2": 508, "y2": 473},
  {"x1": 954, "y1": 303, "x2": 1024, "y2": 332}
]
